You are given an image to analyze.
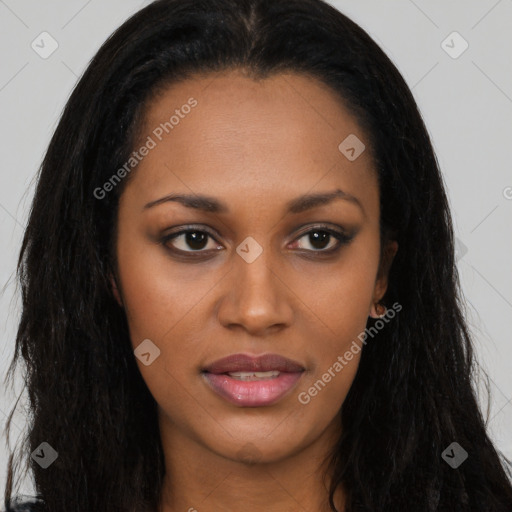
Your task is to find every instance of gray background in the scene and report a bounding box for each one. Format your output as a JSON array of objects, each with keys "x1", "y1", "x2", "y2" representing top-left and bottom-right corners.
[{"x1": 1, "y1": 0, "x2": 511, "y2": 497}]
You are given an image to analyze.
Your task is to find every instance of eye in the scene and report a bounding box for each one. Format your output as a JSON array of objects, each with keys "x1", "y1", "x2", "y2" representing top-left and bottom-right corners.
[
  {"x1": 161, "y1": 227, "x2": 222, "y2": 254},
  {"x1": 160, "y1": 223, "x2": 354, "y2": 258},
  {"x1": 290, "y1": 225, "x2": 353, "y2": 253}
]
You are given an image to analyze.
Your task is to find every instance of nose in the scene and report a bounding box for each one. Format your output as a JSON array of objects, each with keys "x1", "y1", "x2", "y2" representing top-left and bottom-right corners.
[{"x1": 216, "y1": 243, "x2": 294, "y2": 336}]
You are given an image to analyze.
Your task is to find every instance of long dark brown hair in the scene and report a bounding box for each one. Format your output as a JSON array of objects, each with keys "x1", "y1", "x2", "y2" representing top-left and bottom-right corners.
[{"x1": 3, "y1": 0, "x2": 512, "y2": 510}]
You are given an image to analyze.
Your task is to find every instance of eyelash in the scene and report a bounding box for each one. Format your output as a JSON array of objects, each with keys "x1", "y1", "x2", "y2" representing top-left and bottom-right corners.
[{"x1": 160, "y1": 224, "x2": 354, "y2": 259}]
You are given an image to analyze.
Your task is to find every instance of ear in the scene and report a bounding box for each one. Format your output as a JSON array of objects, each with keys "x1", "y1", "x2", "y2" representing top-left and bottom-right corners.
[
  {"x1": 371, "y1": 239, "x2": 398, "y2": 305},
  {"x1": 109, "y1": 272, "x2": 123, "y2": 307}
]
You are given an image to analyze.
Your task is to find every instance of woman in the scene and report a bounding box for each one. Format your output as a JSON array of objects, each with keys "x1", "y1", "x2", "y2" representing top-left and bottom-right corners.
[{"x1": 3, "y1": 0, "x2": 512, "y2": 511}]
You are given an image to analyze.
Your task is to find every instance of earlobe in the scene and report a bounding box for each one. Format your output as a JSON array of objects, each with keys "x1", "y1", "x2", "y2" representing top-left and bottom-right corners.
[{"x1": 369, "y1": 302, "x2": 387, "y2": 318}]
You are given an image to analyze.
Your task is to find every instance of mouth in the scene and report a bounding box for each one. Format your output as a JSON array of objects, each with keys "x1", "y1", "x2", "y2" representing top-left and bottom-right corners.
[{"x1": 201, "y1": 353, "x2": 305, "y2": 407}]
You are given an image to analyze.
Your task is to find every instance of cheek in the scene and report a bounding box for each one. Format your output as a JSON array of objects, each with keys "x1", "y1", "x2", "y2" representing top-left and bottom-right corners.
[
  {"x1": 294, "y1": 293, "x2": 366, "y2": 417},
  {"x1": 116, "y1": 228, "x2": 211, "y2": 345},
  {"x1": 115, "y1": 225, "x2": 222, "y2": 405},
  {"x1": 290, "y1": 234, "x2": 379, "y2": 406},
  {"x1": 292, "y1": 229, "x2": 380, "y2": 337},
  {"x1": 116, "y1": 241, "x2": 209, "y2": 412},
  {"x1": 297, "y1": 352, "x2": 361, "y2": 414}
]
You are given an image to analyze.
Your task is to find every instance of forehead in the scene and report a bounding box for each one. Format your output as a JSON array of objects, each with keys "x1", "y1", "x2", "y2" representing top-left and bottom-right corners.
[{"x1": 124, "y1": 69, "x2": 378, "y2": 219}]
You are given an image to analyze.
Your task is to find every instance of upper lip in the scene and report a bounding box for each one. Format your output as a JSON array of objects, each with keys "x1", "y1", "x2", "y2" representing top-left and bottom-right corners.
[{"x1": 202, "y1": 353, "x2": 305, "y2": 374}]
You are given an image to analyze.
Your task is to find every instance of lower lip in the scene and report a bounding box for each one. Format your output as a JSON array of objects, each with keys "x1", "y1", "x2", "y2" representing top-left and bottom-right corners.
[{"x1": 202, "y1": 371, "x2": 304, "y2": 407}]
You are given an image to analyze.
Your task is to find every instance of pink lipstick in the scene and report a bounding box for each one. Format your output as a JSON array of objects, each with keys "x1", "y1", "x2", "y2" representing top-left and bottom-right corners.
[{"x1": 202, "y1": 353, "x2": 305, "y2": 407}]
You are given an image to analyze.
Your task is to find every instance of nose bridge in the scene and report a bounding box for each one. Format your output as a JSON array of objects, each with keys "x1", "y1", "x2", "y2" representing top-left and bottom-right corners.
[
  {"x1": 217, "y1": 235, "x2": 293, "y2": 333},
  {"x1": 234, "y1": 235, "x2": 280, "y2": 311},
  {"x1": 236, "y1": 237, "x2": 275, "y2": 296}
]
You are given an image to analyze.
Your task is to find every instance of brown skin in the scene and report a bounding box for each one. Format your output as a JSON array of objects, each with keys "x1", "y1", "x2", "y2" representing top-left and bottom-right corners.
[{"x1": 112, "y1": 69, "x2": 397, "y2": 512}]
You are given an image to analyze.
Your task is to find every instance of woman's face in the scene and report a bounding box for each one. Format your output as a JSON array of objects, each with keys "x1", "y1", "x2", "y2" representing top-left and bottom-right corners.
[{"x1": 114, "y1": 69, "x2": 396, "y2": 464}]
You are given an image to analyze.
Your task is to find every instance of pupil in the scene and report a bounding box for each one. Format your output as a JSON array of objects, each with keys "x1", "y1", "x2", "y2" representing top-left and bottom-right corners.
[
  {"x1": 186, "y1": 232, "x2": 207, "y2": 250},
  {"x1": 310, "y1": 231, "x2": 329, "y2": 249}
]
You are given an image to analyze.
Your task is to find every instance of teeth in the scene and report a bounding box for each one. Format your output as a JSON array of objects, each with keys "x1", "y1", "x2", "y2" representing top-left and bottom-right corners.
[{"x1": 228, "y1": 371, "x2": 280, "y2": 381}]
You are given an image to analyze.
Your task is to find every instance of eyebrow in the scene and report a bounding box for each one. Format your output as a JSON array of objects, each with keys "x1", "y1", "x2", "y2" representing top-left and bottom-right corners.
[{"x1": 143, "y1": 188, "x2": 365, "y2": 217}]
